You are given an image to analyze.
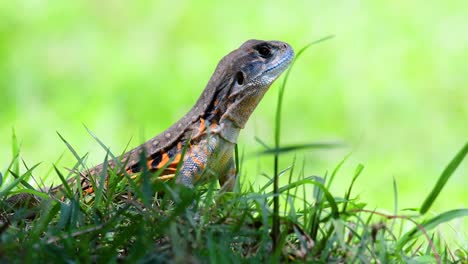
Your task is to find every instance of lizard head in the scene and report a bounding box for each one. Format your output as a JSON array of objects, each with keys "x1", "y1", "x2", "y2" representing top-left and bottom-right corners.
[
  {"x1": 217, "y1": 39, "x2": 295, "y2": 128},
  {"x1": 229, "y1": 40, "x2": 294, "y2": 95}
]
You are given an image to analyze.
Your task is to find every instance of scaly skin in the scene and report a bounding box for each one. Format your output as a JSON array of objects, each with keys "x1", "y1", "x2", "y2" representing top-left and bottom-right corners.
[{"x1": 49, "y1": 40, "x2": 294, "y2": 197}]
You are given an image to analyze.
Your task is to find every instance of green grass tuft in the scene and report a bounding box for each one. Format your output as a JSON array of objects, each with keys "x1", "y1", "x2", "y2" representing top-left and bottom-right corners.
[{"x1": 1, "y1": 130, "x2": 466, "y2": 263}]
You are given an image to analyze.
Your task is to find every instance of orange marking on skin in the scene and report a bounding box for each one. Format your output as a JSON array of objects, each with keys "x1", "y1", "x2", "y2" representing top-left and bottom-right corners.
[
  {"x1": 203, "y1": 146, "x2": 209, "y2": 155},
  {"x1": 199, "y1": 118, "x2": 205, "y2": 132},
  {"x1": 156, "y1": 152, "x2": 170, "y2": 169},
  {"x1": 190, "y1": 154, "x2": 204, "y2": 169},
  {"x1": 173, "y1": 143, "x2": 183, "y2": 165},
  {"x1": 169, "y1": 153, "x2": 182, "y2": 166},
  {"x1": 146, "y1": 159, "x2": 153, "y2": 170},
  {"x1": 84, "y1": 186, "x2": 94, "y2": 194}
]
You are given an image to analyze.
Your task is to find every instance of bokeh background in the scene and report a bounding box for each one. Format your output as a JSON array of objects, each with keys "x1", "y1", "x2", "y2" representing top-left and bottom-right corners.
[{"x1": 1, "y1": 1, "x2": 466, "y2": 220}]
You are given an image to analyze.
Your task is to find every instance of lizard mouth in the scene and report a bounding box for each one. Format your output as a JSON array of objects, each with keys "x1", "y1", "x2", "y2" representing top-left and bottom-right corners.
[{"x1": 263, "y1": 48, "x2": 295, "y2": 76}]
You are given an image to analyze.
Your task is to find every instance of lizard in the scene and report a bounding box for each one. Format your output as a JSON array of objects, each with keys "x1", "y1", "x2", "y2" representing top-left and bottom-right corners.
[{"x1": 10, "y1": 39, "x2": 294, "y2": 203}]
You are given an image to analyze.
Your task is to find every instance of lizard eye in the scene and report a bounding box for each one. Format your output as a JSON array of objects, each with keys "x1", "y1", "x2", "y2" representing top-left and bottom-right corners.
[
  {"x1": 235, "y1": 71, "x2": 244, "y2": 85},
  {"x1": 256, "y1": 45, "x2": 272, "y2": 58}
]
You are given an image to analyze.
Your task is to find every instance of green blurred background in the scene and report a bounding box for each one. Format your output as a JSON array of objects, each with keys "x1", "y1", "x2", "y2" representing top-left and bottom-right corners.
[{"x1": 1, "y1": 1, "x2": 466, "y2": 218}]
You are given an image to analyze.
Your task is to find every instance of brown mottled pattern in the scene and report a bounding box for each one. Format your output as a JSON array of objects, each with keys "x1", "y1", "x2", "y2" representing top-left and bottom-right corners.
[{"x1": 46, "y1": 39, "x2": 294, "y2": 197}]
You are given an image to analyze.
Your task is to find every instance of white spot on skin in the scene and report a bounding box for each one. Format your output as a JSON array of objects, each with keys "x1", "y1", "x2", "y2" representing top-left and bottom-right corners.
[
  {"x1": 152, "y1": 140, "x2": 159, "y2": 146},
  {"x1": 165, "y1": 133, "x2": 171, "y2": 138},
  {"x1": 178, "y1": 123, "x2": 182, "y2": 128}
]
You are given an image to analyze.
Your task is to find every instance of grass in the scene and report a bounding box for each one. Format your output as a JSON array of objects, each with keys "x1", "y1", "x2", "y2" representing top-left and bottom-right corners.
[
  {"x1": 1, "y1": 137, "x2": 467, "y2": 263},
  {"x1": 1, "y1": 43, "x2": 467, "y2": 263}
]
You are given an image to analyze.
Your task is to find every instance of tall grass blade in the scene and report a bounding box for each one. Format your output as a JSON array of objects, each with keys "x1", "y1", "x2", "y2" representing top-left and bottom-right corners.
[
  {"x1": 284, "y1": 155, "x2": 296, "y2": 214},
  {"x1": 397, "y1": 208, "x2": 468, "y2": 251},
  {"x1": 41, "y1": 151, "x2": 66, "y2": 186},
  {"x1": 270, "y1": 177, "x2": 339, "y2": 219},
  {"x1": 93, "y1": 153, "x2": 108, "y2": 206},
  {"x1": 342, "y1": 164, "x2": 364, "y2": 213},
  {"x1": 326, "y1": 152, "x2": 351, "y2": 189},
  {"x1": 0, "y1": 163, "x2": 41, "y2": 197},
  {"x1": 56, "y1": 132, "x2": 90, "y2": 189},
  {"x1": 254, "y1": 136, "x2": 271, "y2": 150},
  {"x1": 257, "y1": 142, "x2": 341, "y2": 156},
  {"x1": 8, "y1": 187, "x2": 48, "y2": 199},
  {"x1": 53, "y1": 165, "x2": 73, "y2": 198},
  {"x1": 391, "y1": 176, "x2": 399, "y2": 231},
  {"x1": 11, "y1": 128, "x2": 20, "y2": 177},
  {"x1": 420, "y1": 142, "x2": 468, "y2": 214},
  {"x1": 234, "y1": 144, "x2": 240, "y2": 192},
  {"x1": 271, "y1": 35, "x2": 334, "y2": 250},
  {"x1": 57, "y1": 132, "x2": 82, "y2": 163}
]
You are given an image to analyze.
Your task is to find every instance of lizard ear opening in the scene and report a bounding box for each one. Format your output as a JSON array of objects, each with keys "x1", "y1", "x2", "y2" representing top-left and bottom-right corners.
[{"x1": 235, "y1": 71, "x2": 244, "y2": 85}]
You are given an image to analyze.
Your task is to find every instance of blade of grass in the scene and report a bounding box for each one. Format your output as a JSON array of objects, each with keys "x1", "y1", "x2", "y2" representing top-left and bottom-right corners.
[
  {"x1": 342, "y1": 164, "x2": 364, "y2": 213},
  {"x1": 53, "y1": 165, "x2": 73, "y2": 199},
  {"x1": 256, "y1": 142, "x2": 342, "y2": 156},
  {"x1": 390, "y1": 176, "x2": 399, "y2": 231},
  {"x1": 11, "y1": 128, "x2": 20, "y2": 178},
  {"x1": 30, "y1": 200, "x2": 61, "y2": 240},
  {"x1": 283, "y1": 155, "x2": 296, "y2": 215},
  {"x1": 8, "y1": 188, "x2": 49, "y2": 200},
  {"x1": 272, "y1": 35, "x2": 334, "y2": 250},
  {"x1": 397, "y1": 208, "x2": 468, "y2": 251},
  {"x1": 9, "y1": 168, "x2": 36, "y2": 191},
  {"x1": 2, "y1": 130, "x2": 22, "y2": 182},
  {"x1": 268, "y1": 176, "x2": 339, "y2": 219},
  {"x1": 259, "y1": 166, "x2": 291, "y2": 193},
  {"x1": 84, "y1": 125, "x2": 122, "y2": 167},
  {"x1": 234, "y1": 144, "x2": 240, "y2": 192},
  {"x1": 309, "y1": 176, "x2": 325, "y2": 240},
  {"x1": 57, "y1": 132, "x2": 83, "y2": 165},
  {"x1": 93, "y1": 153, "x2": 109, "y2": 206},
  {"x1": 326, "y1": 152, "x2": 351, "y2": 189},
  {"x1": 0, "y1": 163, "x2": 41, "y2": 197},
  {"x1": 420, "y1": 142, "x2": 468, "y2": 214},
  {"x1": 254, "y1": 136, "x2": 272, "y2": 150}
]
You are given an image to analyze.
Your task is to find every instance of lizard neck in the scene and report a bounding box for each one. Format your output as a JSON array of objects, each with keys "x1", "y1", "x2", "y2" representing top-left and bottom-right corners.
[
  {"x1": 219, "y1": 85, "x2": 268, "y2": 129},
  {"x1": 217, "y1": 118, "x2": 241, "y2": 144}
]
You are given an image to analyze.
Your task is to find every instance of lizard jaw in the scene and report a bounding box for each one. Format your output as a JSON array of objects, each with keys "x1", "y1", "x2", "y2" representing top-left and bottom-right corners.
[
  {"x1": 252, "y1": 42, "x2": 294, "y2": 87},
  {"x1": 263, "y1": 46, "x2": 295, "y2": 76}
]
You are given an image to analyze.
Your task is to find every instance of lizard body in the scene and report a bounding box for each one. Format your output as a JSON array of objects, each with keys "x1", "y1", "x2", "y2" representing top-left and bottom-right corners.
[{"x1": 55, "y1": 39, "x2": 294, "y2": 196}]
